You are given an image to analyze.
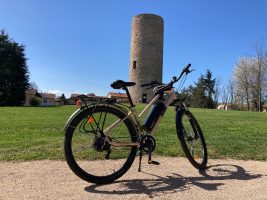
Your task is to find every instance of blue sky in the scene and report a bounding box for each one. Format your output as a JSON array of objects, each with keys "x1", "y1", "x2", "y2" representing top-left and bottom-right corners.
[{"x1": 1, "y1": 0, "x2": 267, "y2": 97}]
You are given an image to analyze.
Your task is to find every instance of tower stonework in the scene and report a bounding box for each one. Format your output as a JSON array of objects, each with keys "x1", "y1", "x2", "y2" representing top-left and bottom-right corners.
[{"x1": 129, "y1": 14, "x2": 164, "y2": 103}]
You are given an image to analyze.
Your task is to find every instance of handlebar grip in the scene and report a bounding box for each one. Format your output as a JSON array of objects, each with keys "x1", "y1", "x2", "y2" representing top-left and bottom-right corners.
[{"x1": 183, "y1": 63, "x2": 191, "y2": 72}]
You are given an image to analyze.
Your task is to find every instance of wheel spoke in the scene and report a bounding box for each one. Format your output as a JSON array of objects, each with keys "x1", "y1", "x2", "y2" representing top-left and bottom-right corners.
[
  {"x1": 65, "y1": 106, "x2": 137, "y2": 183},
  {"x1": 179, "y1": 111, "x2": 207, "y2": 169}
]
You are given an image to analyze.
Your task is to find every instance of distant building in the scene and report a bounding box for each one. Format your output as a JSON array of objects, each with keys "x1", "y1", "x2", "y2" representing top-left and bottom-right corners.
[
  {"x1": 87, "y1": 93, "x2": 96, "y2": 97},
  {"x1": 24, "y1": 89, "x2": 42, "y2": 106},
  {"x1": 107, "y1": 92, "x2": 128, "y2": 103},
  {"x1": 217, "y1": 103, "x2": 232, "y2": 110},
  {"x1": 40, "y1": 93, "x2": 56, "y2": 106},
  {"x1": 70, "y1": 93, "x2": 82, "y2": 98},
  {"x1": 263, "y1": 103, "x2": 267, "y2": 112},
  {"x1": 24, "y1": 89, "x2": 56, "y2": 106}
]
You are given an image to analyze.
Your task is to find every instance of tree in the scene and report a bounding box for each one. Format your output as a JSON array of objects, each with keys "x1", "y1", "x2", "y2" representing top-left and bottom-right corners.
[
  {"x1": 234, "y1": 57, "x2": 252, "y2": 111},
  {"x1": 233, "y1": 41, "x2": 267, "y2": 111},
  {"x1": 57, "y1": 93, "x2": 67, "y2": 105},
  {"x1": 190, "y1": 75, "x2": 208, "y2": 108},
  {"x1": 29, "y1": 81, "x2": 38, "y2": 90},
  {"x1": 0, "y1": 30, "x2": 29, "y2": 106},
  {"x1": 177, "y1": 69, "x2": 217, "y2": 109},
  {"x1": 204, "y1": 69, "x2": 216, "y2": 108},
  {"x1": 252, "y1": 41, "x2": 267, "y2": 111},
  {"x1": 227, "y1": 78, "x2": 236, "y2": 106},
  {"x1": 60, "y1": 93, "x2": 66, "y2": 100},
  {"x1": 213, "y1": 77, "x2": 221, "y2": 108},
  {"x1": 221, "y1": 84, "x2": 229, "y2": 105}
]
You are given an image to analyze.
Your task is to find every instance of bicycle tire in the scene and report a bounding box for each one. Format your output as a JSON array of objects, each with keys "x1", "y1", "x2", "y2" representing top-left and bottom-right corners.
[
  {"x1": 64, "y1": 105, "x2": 138, "y2": 184},
  {"x1": 176, "y1": 108, "x2": 208, "y2": 169}
]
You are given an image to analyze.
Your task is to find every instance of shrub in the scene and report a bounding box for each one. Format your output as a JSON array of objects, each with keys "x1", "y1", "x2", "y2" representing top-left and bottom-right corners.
[{"x1": 29, "y1": 97, "x2": 41, "y2": 106}]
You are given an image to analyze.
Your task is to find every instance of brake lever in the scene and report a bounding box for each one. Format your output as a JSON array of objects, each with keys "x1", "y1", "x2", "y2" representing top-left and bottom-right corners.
[{"x1": 187, "y1": 69, "x2": 195, "y2": 74}]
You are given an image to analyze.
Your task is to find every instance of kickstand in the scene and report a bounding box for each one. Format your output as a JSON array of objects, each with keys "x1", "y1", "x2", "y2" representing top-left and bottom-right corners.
[
  {"x1": 138, "y1": 150, "x2": 143, "y2": 172},
  {"x1": 148, "y1": 147, "x2": 160, "y2": 165}
]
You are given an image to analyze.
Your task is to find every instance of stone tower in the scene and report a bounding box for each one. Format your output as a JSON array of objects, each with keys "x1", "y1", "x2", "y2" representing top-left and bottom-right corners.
[{"x1": 129, "y1": 14, "x2": 164, "y2": 103}]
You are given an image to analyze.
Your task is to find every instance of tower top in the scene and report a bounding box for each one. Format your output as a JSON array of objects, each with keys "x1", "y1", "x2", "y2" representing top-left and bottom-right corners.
[{"x1": 133, "y1": 14, "x2": 163, "y2": 20}]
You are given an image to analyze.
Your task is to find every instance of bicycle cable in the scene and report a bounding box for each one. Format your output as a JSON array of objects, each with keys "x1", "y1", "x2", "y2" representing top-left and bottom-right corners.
[{"x1": 176, "y1": 73, "x2": 188, "y2": 92}]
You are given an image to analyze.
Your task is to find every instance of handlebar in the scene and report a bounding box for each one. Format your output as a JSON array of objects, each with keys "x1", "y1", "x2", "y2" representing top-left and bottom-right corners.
[
  {"x1": 183, "y1": 63, "x2": 191, "y2": 73},
  {"x1": 152, "y1": 63, "x2": 193, "y2": 94},
  {"x1": 175, "y1": 63, "x2": 192, "y2": 83}
]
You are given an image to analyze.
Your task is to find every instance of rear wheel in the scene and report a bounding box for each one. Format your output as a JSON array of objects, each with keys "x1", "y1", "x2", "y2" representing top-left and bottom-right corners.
[
  {"x1": 64, "y1": 105, "x2": 138, "y2": 184},
  {"x1": 176, "y1": 108, "x2": 207, "y2": 169}
]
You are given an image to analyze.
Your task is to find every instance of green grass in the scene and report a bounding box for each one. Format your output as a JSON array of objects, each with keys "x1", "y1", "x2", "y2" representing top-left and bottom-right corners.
[{"x1": 0, "y1": 105, "x2": 267, "y2": 161}]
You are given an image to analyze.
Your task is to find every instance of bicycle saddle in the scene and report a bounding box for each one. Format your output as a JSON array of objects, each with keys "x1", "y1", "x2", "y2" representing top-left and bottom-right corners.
[{"x1": 111, "y1": 80, "x2": 136, "y2": 89}]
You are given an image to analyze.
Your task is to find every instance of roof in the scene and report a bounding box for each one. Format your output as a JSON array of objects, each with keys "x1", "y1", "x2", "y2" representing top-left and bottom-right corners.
[
  {"x1": 87, "y1": 93, "x2": 96, "y2": 97},
  {"x1": 25, "y1": 89, "x2": 38, "y2": 95},
  {"x1": 41, "y1": 93, "x2": 56, "y2": 99},
  {"x1": 25, "y1": 89, "x2": 42, "y2": 98},
  {"x1": 107, "y1": 92, "x2": 128, "y2": 98},
  {"x1": 70, "y1": 93, "x2": 82, "y2": 98}
]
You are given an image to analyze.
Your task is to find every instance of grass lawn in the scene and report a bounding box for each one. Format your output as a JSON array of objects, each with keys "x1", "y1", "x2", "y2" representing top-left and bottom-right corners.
[{"x1": 0, "y1": 105, "x2": 267, "y2": 161}]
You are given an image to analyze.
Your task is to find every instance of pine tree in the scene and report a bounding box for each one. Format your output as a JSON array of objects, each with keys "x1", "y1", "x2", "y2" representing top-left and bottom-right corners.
[
  {"x1": 0, "y1": 30, "x2": 30, "y2": 106},
  {"x1": 204, "y1": 69, "x2": 216, "y2": 108},
  {"x1": 190, "y1": 75, "x2": 208, "y2": 108}
]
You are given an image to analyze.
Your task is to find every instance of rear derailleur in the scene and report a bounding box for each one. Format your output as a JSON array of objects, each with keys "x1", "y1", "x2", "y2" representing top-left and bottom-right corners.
[
  {"x1": 138, "y1": 134, "x2": 160, "y2": 172},
  {"x1": 93, "y1": 134, "x2": 111, "y2": 160}
]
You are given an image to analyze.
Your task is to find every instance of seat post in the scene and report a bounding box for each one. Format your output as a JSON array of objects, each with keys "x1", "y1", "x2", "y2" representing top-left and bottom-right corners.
[{"x1": 123, "y1": 87, "x2": 134, "y2": 107}]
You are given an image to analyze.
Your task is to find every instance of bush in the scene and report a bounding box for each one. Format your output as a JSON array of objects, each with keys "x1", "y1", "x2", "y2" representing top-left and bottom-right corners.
[{"x1": 29, "y1": 97, "x2": 41, "y2": 106}]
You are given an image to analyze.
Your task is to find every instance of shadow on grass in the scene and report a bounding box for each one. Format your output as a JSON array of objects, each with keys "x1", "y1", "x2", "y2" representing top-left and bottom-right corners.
[{"x1": 84, "y1": 164, "x2": 263, "y2": 198}]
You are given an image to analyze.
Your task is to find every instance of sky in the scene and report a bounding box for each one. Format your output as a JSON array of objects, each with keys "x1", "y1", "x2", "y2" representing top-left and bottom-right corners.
[{"x1": 1, "y1": 0, "x2": 267, "y2": 97}]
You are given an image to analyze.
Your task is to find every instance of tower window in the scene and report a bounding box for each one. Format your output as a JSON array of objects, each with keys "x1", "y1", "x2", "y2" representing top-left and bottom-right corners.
[{"x1": 133, "y1": 61, "x2": 137, "y2": 69}]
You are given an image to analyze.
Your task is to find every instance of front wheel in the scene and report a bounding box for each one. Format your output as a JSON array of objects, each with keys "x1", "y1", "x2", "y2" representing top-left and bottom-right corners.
[{"x1": 176, "y1": 108, "x2": 208, "y2": 169}]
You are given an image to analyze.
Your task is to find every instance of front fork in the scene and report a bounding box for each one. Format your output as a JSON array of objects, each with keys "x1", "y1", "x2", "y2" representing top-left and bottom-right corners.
[{"x1": 175, "y1": 104, "x2": 198, "y2": 141}]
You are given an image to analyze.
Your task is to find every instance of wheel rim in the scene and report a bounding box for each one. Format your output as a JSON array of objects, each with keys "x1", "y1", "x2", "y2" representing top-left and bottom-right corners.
[
  {"x1": 182, "y1": 114, "x2": 205, "y2": 165},
  {"x1": 70, "y1": 108, "x2": 135, "y2": 177}
]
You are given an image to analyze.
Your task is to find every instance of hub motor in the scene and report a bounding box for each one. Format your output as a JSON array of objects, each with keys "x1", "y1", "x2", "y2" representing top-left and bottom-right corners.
[{"x1": 93, "y1": 135, "x2": 110, "y2": 152}]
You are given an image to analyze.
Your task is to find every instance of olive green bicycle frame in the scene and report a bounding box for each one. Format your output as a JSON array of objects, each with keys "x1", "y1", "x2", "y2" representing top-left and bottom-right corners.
[{"x1": 105, "y1": 88, "x2": 176, "y2": 147}]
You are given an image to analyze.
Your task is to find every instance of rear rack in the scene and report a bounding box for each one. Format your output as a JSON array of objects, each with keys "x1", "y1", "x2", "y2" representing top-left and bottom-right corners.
[
  {"x1": 57, "y1": 94, "x2": 132, "y2": 116},
  {"x1": 72, "y1": 95, "x2": 116, "y2": 109}
]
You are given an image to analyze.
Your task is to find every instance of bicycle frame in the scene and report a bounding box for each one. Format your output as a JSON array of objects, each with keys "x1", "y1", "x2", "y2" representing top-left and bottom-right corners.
[{"x1": 104, "y1": 88, "x2": 176, "y2": 147}]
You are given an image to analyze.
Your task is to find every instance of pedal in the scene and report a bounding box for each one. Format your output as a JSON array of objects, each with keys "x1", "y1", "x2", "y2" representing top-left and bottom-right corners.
[
  {"x1": 105, "y1": 149, "x2": 111, "y2": 160},
  {"x1": 148, "y1": 160, "x2": 160, "y2": 165}
]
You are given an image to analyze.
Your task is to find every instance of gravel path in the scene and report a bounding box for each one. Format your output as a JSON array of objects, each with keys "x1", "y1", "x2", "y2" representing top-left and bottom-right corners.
[{"x1": 1, "y1": 157, "x2": 267, "y2": 200}]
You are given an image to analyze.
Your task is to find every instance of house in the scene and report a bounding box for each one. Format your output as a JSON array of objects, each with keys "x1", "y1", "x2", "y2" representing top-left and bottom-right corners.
[
  {"x1": 24, "y1": 89, "x2": 42, "y2": 106},
  {"x1": 217, "y1": 103, "x2": 232, "y2": 110},
  {"x1": 25, "y1": 89, "x2": 56, "y2": 106},
  {"x1": 64, "y1": 93, "x2": 82, "y2": 105},
  {"x1": 87, "y1": 93, "x2": 96, "y2": 97},
  {"x1": 107, "y1": 92, "x2": 128, "y2": 103},
  {"x1": 263, "y1": 103, "x2": 267, "y2": 112},
  {"x1": 40, "y1": 93, "x2": 56, "y2": 106}
]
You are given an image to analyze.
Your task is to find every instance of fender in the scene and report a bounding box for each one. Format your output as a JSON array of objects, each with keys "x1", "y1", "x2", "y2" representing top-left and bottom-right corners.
[
  {"x1": 63, "y1": 103, "x2": 136, "y2": 133},
  {"x1": 63, "y1": 108, "x2": 82, "y2": 132},
  {"x1": 63, "y1": 103, "x2": 100, "y2": 132}
]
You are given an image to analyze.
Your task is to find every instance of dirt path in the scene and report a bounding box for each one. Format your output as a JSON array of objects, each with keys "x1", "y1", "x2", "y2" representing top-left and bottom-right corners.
[{"x1": 1, "y1": 157, "x2": 267, "y2": 200}]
